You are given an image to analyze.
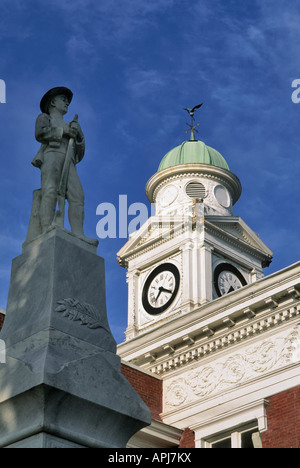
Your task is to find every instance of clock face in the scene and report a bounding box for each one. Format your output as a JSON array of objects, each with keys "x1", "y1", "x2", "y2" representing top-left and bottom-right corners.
[
  {"x1": 214, "y1": 263, "x2": 247, "y2": 297},
  {"x1": 142, "y1": 263, "x2": 180, "y2": 315},
  {"x1": 160, "y1": 185, "x2": 178, "y2": 207},
  {"x1": 217, "y1": 271, "x2": 243, "y2": 295}
]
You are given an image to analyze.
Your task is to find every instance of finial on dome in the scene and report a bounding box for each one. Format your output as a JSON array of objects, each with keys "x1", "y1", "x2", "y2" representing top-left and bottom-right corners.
[
  {"x1": 183, "y1": 103, "x2": 203, "y2": 141},
  {"x1": 186, "y1": 122, "x2": 200, "y2": 141}
]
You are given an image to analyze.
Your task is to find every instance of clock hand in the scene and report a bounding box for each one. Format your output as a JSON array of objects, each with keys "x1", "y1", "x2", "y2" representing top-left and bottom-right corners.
[
  {"x1": 155, "y1": 286, "x2": 172, "y2": 303},
  {"x1": 159, "y1": 287, "x2": 173, "y2": 294},
  {"x1": 155, "y1": 288, "x2": 162, "y2": 302}
]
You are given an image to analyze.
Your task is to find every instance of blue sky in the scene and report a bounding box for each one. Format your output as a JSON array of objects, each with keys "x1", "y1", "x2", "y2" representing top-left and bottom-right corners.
[{"x1": 1, "y1": 0, "x2": 300, "y2": 344}]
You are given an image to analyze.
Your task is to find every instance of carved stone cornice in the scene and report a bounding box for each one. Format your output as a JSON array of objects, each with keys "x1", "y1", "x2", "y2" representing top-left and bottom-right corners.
[
  {"x1": 147, "y1": 304, "x2": 300, "y2": 375},
  {"x1": 117, "y1": 218, "x2": 192, "y2": 266},
  {"x1": 204, "y1": 218, "x2": 272, "y2": 264}
]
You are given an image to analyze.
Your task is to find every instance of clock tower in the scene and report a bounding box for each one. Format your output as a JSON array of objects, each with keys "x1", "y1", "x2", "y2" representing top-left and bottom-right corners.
[{"x1": 117, "y1": 133, "x2": 273, "y2": 341}]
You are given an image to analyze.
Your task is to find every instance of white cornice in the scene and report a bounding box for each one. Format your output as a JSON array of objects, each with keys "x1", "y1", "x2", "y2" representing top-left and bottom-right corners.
[
  {"x1": 117, "y1": 214, "x2": 272, "y2": 269},
  {"x1": 145, "y1": 164, "x2": 242, "y2": 205},
  {"x1": 204, "y1": 218, "x2": 273, "y2": 264},
  {"x1": 148, "y1": 309, "x2": 299, "y2": 376},
  {"x1": 127, "y1": 419, "x2": 182, "y2": 448},
  {"x1": 205, "y1": 216, "x2": 273, "y2": 258}
]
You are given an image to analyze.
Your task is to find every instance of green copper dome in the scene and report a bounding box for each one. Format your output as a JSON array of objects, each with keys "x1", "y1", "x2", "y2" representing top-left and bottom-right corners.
[{"x1": 158, "y1": 140, "x2": 230, "y2": 172}]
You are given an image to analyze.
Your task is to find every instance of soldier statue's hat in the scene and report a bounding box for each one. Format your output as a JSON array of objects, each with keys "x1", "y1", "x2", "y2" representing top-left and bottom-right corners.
[{"x1": 40, "y1": 87, "x2": 73, "y2": 114}]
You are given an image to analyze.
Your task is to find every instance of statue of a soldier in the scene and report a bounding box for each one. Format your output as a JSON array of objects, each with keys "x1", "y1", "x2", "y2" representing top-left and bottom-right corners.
[{"x1": 26, "y1": 87, "x2": 97, "y2": 246}]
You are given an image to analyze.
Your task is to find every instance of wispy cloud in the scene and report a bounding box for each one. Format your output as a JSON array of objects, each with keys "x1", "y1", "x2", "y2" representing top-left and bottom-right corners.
[
  {"x1": 50, "y1": 0, "x2": 177, "y2": 46},
  {"x1": 125, "y1": 68, "x2": 167, "y2": 99}
]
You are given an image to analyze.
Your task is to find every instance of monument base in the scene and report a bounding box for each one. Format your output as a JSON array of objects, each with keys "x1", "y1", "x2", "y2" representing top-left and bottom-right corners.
[{"x1": 0, "y1": 228, "x2": 151, "y2": 448}]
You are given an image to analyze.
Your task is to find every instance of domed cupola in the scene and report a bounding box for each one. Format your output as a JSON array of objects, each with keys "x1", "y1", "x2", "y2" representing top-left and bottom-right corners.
[
  {"x1": 146, "y1": 134, "x2": 241, "y2": 217},
  {"x1": 158, "y1": 139, "x2": 230, "y2": 172}
]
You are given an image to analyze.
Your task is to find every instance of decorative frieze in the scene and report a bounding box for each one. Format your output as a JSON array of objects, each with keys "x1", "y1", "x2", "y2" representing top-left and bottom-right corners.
[{"x1": 164, "y1": 324, "x2": 300, "y2": 411}]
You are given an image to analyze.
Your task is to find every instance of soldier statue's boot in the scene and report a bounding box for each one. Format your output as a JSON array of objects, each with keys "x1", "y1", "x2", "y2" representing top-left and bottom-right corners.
[{"x1": 69, "y1": 205, "x2": 98, "y2": 246}]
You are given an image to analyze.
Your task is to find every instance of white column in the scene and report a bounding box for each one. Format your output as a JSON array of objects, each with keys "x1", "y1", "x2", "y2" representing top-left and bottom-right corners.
[
  {"x1": 199, "y1": 244, "x2": 213, "y2": 304},
  {"x1": 180, "y1": 241, "x2": 194, "y2": 312},
  {"x1": 191, "y1": 236, "x2": 202, "y2": 306},
  {"x1": 125, "y1": 269, "x2": 140, "y2": 340},
  {"x1": 231, "y1": 431, "x2": 242, "y2": 448}
]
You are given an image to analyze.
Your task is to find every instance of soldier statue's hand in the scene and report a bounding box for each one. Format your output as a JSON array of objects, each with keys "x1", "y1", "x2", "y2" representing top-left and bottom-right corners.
[{"x1": 63, "y1": 123, "x2": 78, "y2": 139}]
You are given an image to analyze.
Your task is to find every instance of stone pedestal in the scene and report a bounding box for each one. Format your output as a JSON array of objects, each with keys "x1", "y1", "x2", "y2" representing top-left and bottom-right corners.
[{"x1": 0, "y1": 228, "x2": 151, "y2": 448}]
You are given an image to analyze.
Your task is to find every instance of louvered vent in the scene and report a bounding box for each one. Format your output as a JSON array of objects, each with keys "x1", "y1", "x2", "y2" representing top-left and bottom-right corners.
[{"x1": 185, "y1": 182, "x2": 206, "y2": 199}]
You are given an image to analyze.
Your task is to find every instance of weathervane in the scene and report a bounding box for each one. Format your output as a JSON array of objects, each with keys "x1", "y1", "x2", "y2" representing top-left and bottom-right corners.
[{"x1": 184, "y1": 103, "x2": 203, "y2": 140}]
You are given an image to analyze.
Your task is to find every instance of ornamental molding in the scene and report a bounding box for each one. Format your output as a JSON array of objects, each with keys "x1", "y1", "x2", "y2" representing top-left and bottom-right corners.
[
  {"x1": 204, "y1": 220, "x2": 270, "y2": 262},
  {"x1": 121, "y1": 221, "x2": 191, "y2": 265},
  {"x1": 147, "y1": 304, "x2": 300, "y2": 375},
  {"x1": 146, "y1": 164, "x2": 241, "y2": 205},
  {"x1": 152, "y1": 172, "x2": 225, "y2": 201},
  {"x1": 118, "y1": 214, "x2": 272, "y2": 268},
  {"x1": 163, "y1": 324, "x2": 300, "y2": 411},
  {"x1": 214, "y1": 221, "x2": 249, "y2": 244},
  {"x1": 153, "y1": 173, "x2": 236, "y2": 205}
]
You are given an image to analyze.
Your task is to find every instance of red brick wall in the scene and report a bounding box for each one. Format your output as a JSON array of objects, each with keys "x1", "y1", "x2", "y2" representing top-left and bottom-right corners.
[
  {"x1": 262, "y1": 386, "x2": 300, "y2": 448},
  {"x1": 178, "y1": 428, "x2": 195, "y2": 448},
  {"x1": 0, "y1": 313, "x2": 4, "y2": 330},
  {"x1": 121, "y1": 362, "x2": 163, "y2": 421}
]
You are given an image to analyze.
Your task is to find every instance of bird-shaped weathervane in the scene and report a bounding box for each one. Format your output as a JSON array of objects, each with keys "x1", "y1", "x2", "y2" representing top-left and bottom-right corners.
[{"x1": 184, "y1": 103, "x2": 203, "y2": 140}]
